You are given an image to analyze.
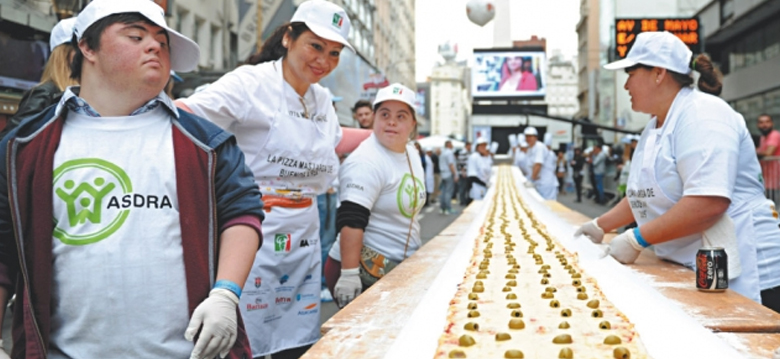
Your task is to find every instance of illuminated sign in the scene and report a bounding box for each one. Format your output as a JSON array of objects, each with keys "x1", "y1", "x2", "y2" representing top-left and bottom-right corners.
[{"x1": 614, "y1": 18, "x2": 700, "y2": 59}]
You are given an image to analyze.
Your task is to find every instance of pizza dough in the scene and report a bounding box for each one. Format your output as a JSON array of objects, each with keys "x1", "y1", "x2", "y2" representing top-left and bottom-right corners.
[{"x1": 435, "y1": 167, "x2": 650, "y2": 359}]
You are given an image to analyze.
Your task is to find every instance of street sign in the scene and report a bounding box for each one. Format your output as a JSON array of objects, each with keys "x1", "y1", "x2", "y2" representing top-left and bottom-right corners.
[{"x1": 614, "y1": 18, "x2": 701, "y2": 59}]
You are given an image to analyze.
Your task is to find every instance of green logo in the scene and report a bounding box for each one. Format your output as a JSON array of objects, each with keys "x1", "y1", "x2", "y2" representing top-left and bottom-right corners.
[
  {"x1": 274, "y1": 233, "x2": 291, "y2": 253},
  {"x1": 332, "y1": 13, "x2": 343, "y2": 28},
  {"x1": 396, "y1": 174, "x2": 425, "y2": 218},
  {"x1": 53, "y1": 159, "x2": 132, "y2": 245}
]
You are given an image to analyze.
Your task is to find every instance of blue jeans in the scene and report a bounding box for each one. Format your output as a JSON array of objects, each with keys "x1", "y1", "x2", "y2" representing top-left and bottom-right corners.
[
  {"x1": 439, "y1": 177, "x2": 455, "y2": 211},
  {"x1": 317, "y1": 192, "x2": 337, "y2": 288},
  {"x1": 594, "y1": 174, "x2": 605, "y2": 203}
]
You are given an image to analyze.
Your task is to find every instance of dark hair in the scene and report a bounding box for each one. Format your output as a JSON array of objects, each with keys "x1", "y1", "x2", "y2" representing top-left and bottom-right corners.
[
  {"x1": 759, "y1": 113, "x2": 773, "y2": 121},
  {"x1": 353, "y1": 99, "x2": 372, "y2": 113},
  {"x1": 246, "y1": 22, "x2": 309, "y2": 65},
  {"x1": 625, "y1": 53, "x2": 723, "y2": 96},
  {"x1": 70, "y1": 13, "x2": 164, "y2": 81}
]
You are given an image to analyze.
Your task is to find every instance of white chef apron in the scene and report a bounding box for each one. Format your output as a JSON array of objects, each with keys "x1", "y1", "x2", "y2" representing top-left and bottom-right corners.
[
  {"x1": 627, "y1": 90, "x2": 760, "y2": 302},
  {"x1": 470, "y1": 182, "x2": 487, "y2": 200},
  {"x1": 240, "y1": 61, "x2": 340, "y2": 356}
]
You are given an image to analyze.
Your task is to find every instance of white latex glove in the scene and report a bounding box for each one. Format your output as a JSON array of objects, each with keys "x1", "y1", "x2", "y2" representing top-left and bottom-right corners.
[
  {"x1": 606, "y1": 229, "x2": 644, "y2": 264},
  {"x1": 574, "y1": 218, "x2": 605, "y2": 243},
  {"x1": 0, "y1": 339, "x2": 9, "y2": 359},
  {"x1": 523, "y1": 181, "x2": 535, "y2": 188},
  {"x1": 185, "y1": 288, "x2": 239, "y2": 359},
  {"x1": 334, "y1": 267, "x2": 362, "y2": 308}
]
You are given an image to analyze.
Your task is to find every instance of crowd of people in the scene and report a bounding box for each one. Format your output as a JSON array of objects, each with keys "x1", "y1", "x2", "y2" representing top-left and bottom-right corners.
[{"x1": 0, "y1": 1, "x2": 777, "y2": 358}]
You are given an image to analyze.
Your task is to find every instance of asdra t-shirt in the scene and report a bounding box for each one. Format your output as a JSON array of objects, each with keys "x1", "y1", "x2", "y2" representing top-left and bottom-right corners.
[
  {"x1": 49, "y1": 107, "x2": 190, "y2": 358},
  {"x1": 329, "y1": 134, "x2": 426, "y2": 263}
]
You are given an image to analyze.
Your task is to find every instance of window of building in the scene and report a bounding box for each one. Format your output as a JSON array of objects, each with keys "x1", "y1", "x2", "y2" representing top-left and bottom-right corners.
[{"x1": 720, "y1": 0, "x2": 734, "y2": 24}]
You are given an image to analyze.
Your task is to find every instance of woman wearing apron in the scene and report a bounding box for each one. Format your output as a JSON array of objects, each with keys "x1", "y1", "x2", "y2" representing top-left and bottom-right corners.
[
  {"x1": 323, "y1": 84, "x2": 426, "y2": 308},
  {"x1": 177, "y1": 1, "x2": 361, "y2": 357},
  {"x1": 467, "y1": 138, "x2": 492, "y2": 200},
  {"x1": 574, "y1": 32, "x2": 780, "y2": 313}
]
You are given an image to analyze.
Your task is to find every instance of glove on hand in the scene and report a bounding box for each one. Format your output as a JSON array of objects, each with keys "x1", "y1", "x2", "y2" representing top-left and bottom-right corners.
[
  {"x1": 523, "y1": 181, "x2": 535, "y2": 188},
  {"x1": 185, "y1": 288, "x2": 239, "y2": 359},
  {"x1": 334, "y1": 267, "x2": 362, "y2": 309},
  {"x1": 607, "y1": 229, "x2": 644, "y2": 264},
  {"x1": 574, "y1": 218, "x2": 605, "y2": 243}
]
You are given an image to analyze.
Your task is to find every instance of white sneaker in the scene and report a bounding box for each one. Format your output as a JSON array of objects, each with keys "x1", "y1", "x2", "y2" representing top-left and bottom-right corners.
[{"x1": 320, "y1": 288, "x2": 333, "y2": 302}]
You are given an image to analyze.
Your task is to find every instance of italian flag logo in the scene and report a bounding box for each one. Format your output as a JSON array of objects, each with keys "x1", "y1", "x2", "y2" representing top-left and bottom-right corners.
[
  {"x1": 332, "y1": 13, "x2": 343, "y2": 28},
  {"x1": 393, "y1": 87, "x2": 403, "y2": 95}
]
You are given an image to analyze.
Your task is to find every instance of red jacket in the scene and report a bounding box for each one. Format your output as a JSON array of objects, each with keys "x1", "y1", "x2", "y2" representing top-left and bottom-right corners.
[{"x1": 0, "y1": 107, "x2": 264, "y2": 358}]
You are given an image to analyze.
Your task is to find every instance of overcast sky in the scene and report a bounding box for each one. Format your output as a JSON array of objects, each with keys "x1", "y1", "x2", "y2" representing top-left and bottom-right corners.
[{"x1": 415, "y1": 0, "x2": 580, "y2": 82}]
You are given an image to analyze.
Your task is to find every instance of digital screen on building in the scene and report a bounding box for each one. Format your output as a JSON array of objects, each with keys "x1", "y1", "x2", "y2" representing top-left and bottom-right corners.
[
  {"x1": 614, "y1": 18, "x2": 701, "y2": 59},
  {"x1": 471, "y1": 50, "x2": 547, "y2": 99}
]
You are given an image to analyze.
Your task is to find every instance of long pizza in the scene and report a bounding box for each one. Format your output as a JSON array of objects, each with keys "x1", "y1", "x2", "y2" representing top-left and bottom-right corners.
[{"x1": 435, "y1": 166, "x2": 649, "y2": 359}]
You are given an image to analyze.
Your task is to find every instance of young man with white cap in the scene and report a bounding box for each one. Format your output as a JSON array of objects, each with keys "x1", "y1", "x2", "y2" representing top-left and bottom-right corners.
[
  {"x1": 524, "y1": 126, "x2": 558, "y2": 200},
  {"x1": 325, "y1": 83, "x2": 425, "y2": 309},
  {"x1": 467, "y1": 138, "x2": 492, "y2": 200},
  {"x1": 0, "y1": 1, "x2": 265, "y2": 358},
  {"x1": 177, "y1": 1, "x2": 367, "y2": 357},
  {"x1": 575, "y1": 31, "x2": 780, "y2": 313}
]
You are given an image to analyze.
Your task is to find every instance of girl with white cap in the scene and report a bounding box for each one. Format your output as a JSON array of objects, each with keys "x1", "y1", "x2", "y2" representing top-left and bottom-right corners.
[
  {"x1": 575, "y1": 31, "x2": 780, "y2": 312},
  {"x1": 177, "y1": 0, "x2": 366, "y2": 357},
  {"x1": 1, "y1": 18, "x2": 78, "y2": 138},
  {"x1": 324, "y1": 83, "x2": 425, "y2": 308}
]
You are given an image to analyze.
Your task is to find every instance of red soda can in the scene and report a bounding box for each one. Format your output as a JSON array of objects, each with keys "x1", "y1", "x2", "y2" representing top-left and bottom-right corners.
[{"x1": 696, "y1": 247, "x2": 728, "y2": 291}]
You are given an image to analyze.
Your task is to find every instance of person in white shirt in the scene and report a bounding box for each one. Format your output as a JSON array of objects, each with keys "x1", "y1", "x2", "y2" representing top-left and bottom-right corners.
[
  {"x1": 467, "y1": 138, "x2": 493, "y2": 200},
  {"x1": 524, "y1": 127, "x2": 558, "y2": 200},
  {"x1": 177, "y1": 1, "x2": 370, "y2": 357},
  {"x1": 514, "y1": 139, "x2": 530, "y2": 177},
  {"x1": 438, "y1": 141, "x2": 459, "y2": 214},
  {"x1": 325, "y1": 83, "x2": 425, "y2": 308},
  {"x1": 575, "y1": 31, "x2": 780, "y2": 313}
]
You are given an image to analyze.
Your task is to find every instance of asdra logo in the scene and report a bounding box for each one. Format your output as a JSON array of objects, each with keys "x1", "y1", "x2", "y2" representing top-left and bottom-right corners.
[{"x1": 274, "y1": 233, "x2": 292, "y2": 254}]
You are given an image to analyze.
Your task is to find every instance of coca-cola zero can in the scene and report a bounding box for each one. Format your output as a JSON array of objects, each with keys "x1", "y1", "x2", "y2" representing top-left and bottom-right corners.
[{"x1": 696, "y1": 247, "x2": 728, "y2": 291}]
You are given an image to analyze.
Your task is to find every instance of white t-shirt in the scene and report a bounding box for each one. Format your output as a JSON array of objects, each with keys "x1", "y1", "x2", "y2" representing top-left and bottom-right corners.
[
  {"x1": 632, "y1": 88, "x2": 780, "y2": 290},
  {"x1": 438, "y1": 148, "x2": 456, "y2": 179},
  {"x1": 181, "y1": 59, "x2": 343, "y2": 194},
  {"x1": 329, "y1": 134, "x2": 426, "y2": 262},
  {"x1": 527, "y1": 142, "x2": 556, "y2": 184},
  {"x1": 50, "y1": 107, "x2": 190, "y2": 358}
]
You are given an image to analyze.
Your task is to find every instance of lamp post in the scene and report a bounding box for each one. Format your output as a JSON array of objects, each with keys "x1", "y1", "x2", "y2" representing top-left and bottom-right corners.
[{"x1": 52, "y1": 0, "x2": 81, "y2": 20}]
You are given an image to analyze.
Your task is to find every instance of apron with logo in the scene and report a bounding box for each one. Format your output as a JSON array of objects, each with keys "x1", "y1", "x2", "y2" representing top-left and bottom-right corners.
[
  {"x1": 239, "y1": 61, "x2": 340, "y2": 356},
  {"x1": 627, "y1": 89, "x2": 760, "y2": 301}
]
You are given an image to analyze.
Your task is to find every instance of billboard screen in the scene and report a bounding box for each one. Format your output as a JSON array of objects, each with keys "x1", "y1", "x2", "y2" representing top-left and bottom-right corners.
[
  {"x1": 471, "y1": 50, "x2": 546, "y2": 99},
  {"x1": 614, "y1": 18, "x2": 700, "y2": 59}
]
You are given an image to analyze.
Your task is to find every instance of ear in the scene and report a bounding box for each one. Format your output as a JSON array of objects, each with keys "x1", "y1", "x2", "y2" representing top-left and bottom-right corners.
[
  {"x1": 654, "y1": 67, "x2": 668, "y2": 84},
  {"x1": 78, "y1": 38, "x2": 98, "y2": 65}
]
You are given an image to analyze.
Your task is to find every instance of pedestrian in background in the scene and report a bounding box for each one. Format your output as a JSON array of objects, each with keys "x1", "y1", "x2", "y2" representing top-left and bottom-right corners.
[
  {"x1": 555, "y1": 150, "x2": 568, "y2": 194},
  {"x1": 326, "y1": 83, "x2": 425, "y2": 307},
  {"x1": 757, "y1": 114, "x2": 780, "y2": 197},
  {"x1": 438, "y1": 140, "x2": 458, "y2": 214},
  {"x1": 353, "y1": 99, "x2": 373, "y2": 129},
  {"x1": 467, "y1": 138, "x2": 492, "y2": 200},
  {"x1": 177, "y1": 1, "x2": 367, "y2": 357},
  {"x1": 457, "y1": 141, "x2": 472, "y2": 205},
  {"x1": 524, "y1": 127, "x2": 557, "y2": 200},
  {"x1": 0, "y1": 18, "x2": 78, "y2": 138},
  {"x1": 570, "y1": 147, "x2": 586, "y2": 202},
  {"x1": 0, "y1": 1, "x2": 265, "y2": 358},
  {"x1": 590, "y1": 143, "x2": 607, "y2": 205},
  {"x1": 430, "y1": 147, "x2": 440, "y2": 203}
]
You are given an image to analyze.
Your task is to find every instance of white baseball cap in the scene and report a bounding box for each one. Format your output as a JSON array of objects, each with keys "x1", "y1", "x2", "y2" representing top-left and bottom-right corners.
[
  {"x1": 50, "y1": 18, "x2": 76, "y2": 51},
  {"x1": 604, "y1": 31, "x2": 692, "y2": 75},
  {"x1": 291, "y1": 0, "x2": 354, "y2": 52},
  {"x1": 373, "y1": 83, "x2": 417, "y2": 112},
  {"x1": 524, "y1": 127, "x2": 538, "y2": 136},
  {"x1": 519, "y1": 139, "x2": 528, "y2": 148},
  {"x1": 74, "y1": 0, "x2": 200, "y2": 72},
  {"x1": 475, "y1": 137, "x2": 488, "y2": 146}
]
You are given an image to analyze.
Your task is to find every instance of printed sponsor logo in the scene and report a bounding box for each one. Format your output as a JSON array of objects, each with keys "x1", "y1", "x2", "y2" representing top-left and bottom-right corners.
[
  {"x1": 332, "y1": 13, "x2": 343, "y2": 28},
  {"x1": 279, "y1": 274, "x2": 289, "y2": 285},
  {"x1": 274, "y1": 234, "x2": 292, "y2": 254},
  {"x1": 275, "y1": 297, "x2": 292, "y2": 304},
  {"x1": 263, "y1": 314, "x2": 281, "y2": 323},
  {"x1": 246, "y1": 297, "x2": 268, "y2": 311},
  {"x1": 296, "y1": 293, "x2": 317, "y2": 302},
  {"x1": 303, "y1": 274, "x2": 315, "y2": 283},
  {"x1": 393, "y1": 87, "x2": 403, "y2": 95},
  {"x1": 254, "y1": 277, "x2": 262, "y2": 288},
  {"x1": 346, "y1": 183, "x2": 364, "y2": 191},
  {"x1": 299, "y1": 238, "x2": 318, "y2": 247},
  {"x1": 298, "y1": 302, "x2": 319, "y2": 315}
]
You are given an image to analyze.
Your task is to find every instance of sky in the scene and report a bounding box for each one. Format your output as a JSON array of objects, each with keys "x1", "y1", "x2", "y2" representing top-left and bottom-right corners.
[{"x1": 415, "y1": 0, "x2": 581, "y2": 82}]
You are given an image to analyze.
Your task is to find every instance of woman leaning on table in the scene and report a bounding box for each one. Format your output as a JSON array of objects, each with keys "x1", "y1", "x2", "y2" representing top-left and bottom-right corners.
[
  {"x1": 574, "y1": 31, "x2": 780, "y2": 313},
  {"x1": 176, "y1": 1, "x2": 370, "y2": 357},
  {"x1": 324, "y1": 83, "x2": 426, "y2": 308}
]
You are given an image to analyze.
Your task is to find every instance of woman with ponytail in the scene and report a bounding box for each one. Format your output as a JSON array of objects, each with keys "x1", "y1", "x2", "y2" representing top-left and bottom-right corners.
[{"x1": 573, "y1": 31, "x2": 780, "y2": 313}]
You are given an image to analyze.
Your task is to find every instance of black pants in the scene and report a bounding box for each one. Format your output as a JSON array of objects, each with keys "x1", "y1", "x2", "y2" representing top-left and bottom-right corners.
[
  {"x1": 573, "y1": 175, "x2": 583, "y2": 201},
  {"x1": 268, "y1": 344, "x2": 313, "y2": 359},
  {"x1": 762, "y1": 285, "x2": 780, "y2": 314}
]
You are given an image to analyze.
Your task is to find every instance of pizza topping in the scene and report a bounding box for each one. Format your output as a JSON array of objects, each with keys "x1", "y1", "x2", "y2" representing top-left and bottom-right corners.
[
  {"x1": 467, "y1": 310, "x2": 480, "y2": 318},
  {"x1": 599, "y1": 320, "x2": 612, "y2": 330},
  {"x1": 448, "y1": 349, "x2": 467, "y2": 358},
  {"x1": 510, "y1": 310, "x2": 523, "y2": 318},
  {"x1": 604, "y1": 335, "x2": 623, "y2": 345},
  {"x1": 558, "y1": 348, "x2": 574, "y2": 358},
  {"x1": 504, "y1": 349, "x2": 524, "y2": 358},
  {"x1": 550, "y1": 300, "x2": 560, "y2": 308},
  {"x1": 506, "y1": 302, "x2": 521, "y2": 309},
  {"x1": 458, "y1": 334, "x2": 476, "y2": 347},
  {"x1": 592, "y1": 309, "x2": 604, "y2": 318},
  {"x1": 467, "y1": 302, "x2": 478, "y2": 310},
  {"x1": 495, "y1": 333, "x2": 511, "y2": 341},
  {"x1": 552, "y1": 334, "x2": 573, "y2": 344},
  {"x1": 463, "y1": 322, "x2": 479, "y2": 331},
  {"x1": 614, "y1": 347, "x2": 631, "y2": 358},
  {"x1": 558, "y1": 321, "x2": 570, "y2": 329},
  {"x1": 508, "y1": 319, "x2": 525, "y2": 329},
  {"x1": 561, "y1": 309, "x2": 572, "y2": 317},
  {"x1": 587, "y1": 299, "x2": 600, "y2": 309},
  {"x1": 577, "y1": 293, "x2": 589, "y2": 300}
]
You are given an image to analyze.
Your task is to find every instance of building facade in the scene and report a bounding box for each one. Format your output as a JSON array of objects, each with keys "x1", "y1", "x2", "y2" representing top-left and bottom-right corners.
[
  {"x1": 372, "y1": 0, "x2": 415, "y2": 86},
  {"x1": 697, "y1": 0, "x2": 780, "y2": 134},
  {"x1": 546, "y1": 53, "x2": 580, "y2": 119},
  {"x1": 575, "y1": 0, "x2": 601, "y2": 121},
  {"x1": 429, "y1": 43, "x2": 470, "y2": 140}
]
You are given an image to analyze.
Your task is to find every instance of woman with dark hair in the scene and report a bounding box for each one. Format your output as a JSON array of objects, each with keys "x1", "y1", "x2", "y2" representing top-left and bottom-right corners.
[
  {"x1": 499, "y1": 56, "x2": 538, "y2": 92},
  {"x1": 177, "y1": 1, "x2": 367, "y2": 357},
  {"x1": 575, "y1": 31, "x2": 780, "y2": 313}
]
